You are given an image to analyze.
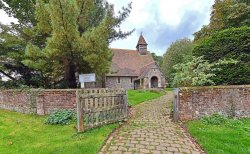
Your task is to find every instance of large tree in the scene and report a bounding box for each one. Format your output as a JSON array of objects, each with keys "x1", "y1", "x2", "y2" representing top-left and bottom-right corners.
[
  {"x1": 162, "y1": 38, "x2": 193, "y2": 86},
  {"x1": 0, "y1": 0, "x2": 133, "y2": 88},
  {"x1": 193, "y1": 26, "x2": 250, "y2": 85},
  {"x1": 194, "y1": 0, "x2": 250, "y2": 43}
]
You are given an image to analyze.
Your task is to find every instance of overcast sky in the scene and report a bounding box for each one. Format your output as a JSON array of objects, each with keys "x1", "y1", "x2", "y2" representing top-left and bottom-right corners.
[
  {"x1": 0, "y1": 0, "x2": 214, "y2": 56},
  {"x1": 107, "y1": 0, "x2": 214, "y2": 55}
]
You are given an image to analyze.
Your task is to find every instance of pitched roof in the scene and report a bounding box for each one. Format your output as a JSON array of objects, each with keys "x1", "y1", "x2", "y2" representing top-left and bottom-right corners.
[
  {"x1": 107, "y1": 48, "x2": 154, "y2": 77},
  {"x1": 137, "y1": 34, "x2": 148, "y2": 46}
]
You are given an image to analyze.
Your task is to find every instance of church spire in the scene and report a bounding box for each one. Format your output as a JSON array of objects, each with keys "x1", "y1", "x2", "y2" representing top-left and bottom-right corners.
[{"x1": 136, "y1": 33, "x2": 148, "y2": 55}]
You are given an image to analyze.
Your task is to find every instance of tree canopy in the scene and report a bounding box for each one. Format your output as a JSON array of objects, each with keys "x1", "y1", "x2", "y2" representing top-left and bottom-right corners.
[
  {"x1": 0, "y1": 0, "x2": 133, "y2": 88},
  {"x1": 194, "y1": 0, "x2": 250, "y2": 43},
  {"x1": 193, "y1": 26, "x2": 250, "y2": 85},
  {"x1": 162, "y1": 38, "x2": 193, "y2": 86}
]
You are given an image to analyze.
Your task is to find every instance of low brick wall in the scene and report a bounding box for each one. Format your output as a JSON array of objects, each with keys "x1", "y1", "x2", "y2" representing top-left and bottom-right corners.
[
  {"x1": 174, "y1": 85, "x2": 250, "y2": 121},
  {"x1": 0, "y1": 89, "x2": 76, "y2": 115}
]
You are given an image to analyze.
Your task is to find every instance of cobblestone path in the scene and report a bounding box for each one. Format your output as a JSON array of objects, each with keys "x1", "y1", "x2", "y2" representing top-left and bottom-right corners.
[{"x1": 100, "y1": 93, "x2": 202, "y2": 154}]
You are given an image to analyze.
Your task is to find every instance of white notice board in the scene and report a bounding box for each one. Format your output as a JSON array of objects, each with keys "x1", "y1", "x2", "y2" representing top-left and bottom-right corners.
[{"x1": 79, "y1": 73, "x2": 96, "y2": 83}]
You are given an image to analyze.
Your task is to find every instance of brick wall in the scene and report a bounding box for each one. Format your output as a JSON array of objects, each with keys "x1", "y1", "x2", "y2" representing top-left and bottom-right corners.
[
  {"x1": 174, "y1": 85, "x2": 250, "y2": 121},
  {"x1": 0, "y1": 89, "x2": 76, "y2": 115}
]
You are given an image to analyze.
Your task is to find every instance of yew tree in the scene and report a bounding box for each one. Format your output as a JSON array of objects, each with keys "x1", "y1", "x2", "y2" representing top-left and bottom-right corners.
[{"x1": 0, "y1": 0, "x2": 133, "y2": 88}]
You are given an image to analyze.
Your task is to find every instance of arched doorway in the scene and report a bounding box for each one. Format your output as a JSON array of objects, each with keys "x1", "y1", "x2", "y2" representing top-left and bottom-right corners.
[{"x1": 151, "y1": 76, "x2": 158, "y2": 88}]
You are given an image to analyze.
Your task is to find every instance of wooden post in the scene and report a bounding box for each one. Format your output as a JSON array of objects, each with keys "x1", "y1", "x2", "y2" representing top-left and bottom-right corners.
[
  {"x1": 77, "y1": 90, "x2": 84, "y2": 132},
  {"x1": 124, "y1": 90, "x2": 128, "y2": 119}
]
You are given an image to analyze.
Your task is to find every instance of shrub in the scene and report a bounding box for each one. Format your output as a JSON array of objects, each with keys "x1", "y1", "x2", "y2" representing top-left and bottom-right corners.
[
  {"x1": 201, "y1": 113, "x2": 244, "y2": 128},
  {"x1": 202, "y1": 113, "x2": 228, "y2": 125},
  {"x1": 45, "y1": 109, "x2": 76, "y2": 125}
]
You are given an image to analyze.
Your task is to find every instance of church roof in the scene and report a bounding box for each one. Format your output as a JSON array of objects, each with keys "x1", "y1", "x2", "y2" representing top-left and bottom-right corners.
[
  {"x1": 107, "y1": 48, "x2": 154, "y2": 77},
  {"x1": 137, "y1": 34, "x2": 148, "y2": 46}
]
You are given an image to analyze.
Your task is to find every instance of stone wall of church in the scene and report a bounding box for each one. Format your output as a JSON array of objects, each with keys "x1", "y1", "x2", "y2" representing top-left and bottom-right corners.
[
  {"x1": 146, "y1": 67, "x2": 166, "y2": 88},
  {"x1": 105, "y1": 76, "x2": 137, "y2": 90}
]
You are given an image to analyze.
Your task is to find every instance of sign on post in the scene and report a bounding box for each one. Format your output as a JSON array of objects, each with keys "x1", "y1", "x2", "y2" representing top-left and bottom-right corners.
[{"x1": 79, "y1": 73, "x2": 96, "y2": 88}]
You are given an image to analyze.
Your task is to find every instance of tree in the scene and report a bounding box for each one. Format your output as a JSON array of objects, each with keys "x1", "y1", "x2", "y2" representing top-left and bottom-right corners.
[
  {"x1": 172, "y1": 56, "x2": 216, "y2": 87},
  {"x1": 172, "y1": 56, "x2": 237, "y2": 87},
  {"x1": 162, "y1": 38, "x2": 193, "y2": 86},
  {"x1": 193, "y1": 26, "x2": 250, "y2": 85},
  {"x1": 0, "y1": 0, "x2": 49, "y2": 87},
  {"x1": 194, "y1": 0, "x2": 250, "y2": 42},
  {"x1": 151, "y1": 52, "x2": 163, "y2": 67},
  {"x1": 0, "y1": 0, "x2": 133, "y2": 88}
]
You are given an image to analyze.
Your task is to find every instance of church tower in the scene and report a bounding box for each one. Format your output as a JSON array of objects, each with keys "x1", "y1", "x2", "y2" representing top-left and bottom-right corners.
[{"x1": 136, "y1": 34, "x2": 148, "y2": 55}]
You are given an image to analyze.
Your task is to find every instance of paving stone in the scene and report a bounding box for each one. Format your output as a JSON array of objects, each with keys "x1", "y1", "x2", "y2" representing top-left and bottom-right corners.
[
  {"x1": 147, "y1": 145, "x2": 156, "y2": 150},
  {"x1": 118, "y1": 146, "x2": 127, "y2": 152},
  {"x1": 136, "y1": 144, "x2": 145, "y2": 149},
  {"x1": 140, "y1": 141, "x2": 150, "y2": 145},
  {"x1": 109, "y1": 146, "x2": 118, "y2": 151},
  {"x1": 167, "y1": 147, "x2": 179, "y2": 152},
  {"x1": 130, "y1": 140, "x2": 139, "y2": 144},
  {"x1": 99, "y1": 94, "x2": 202, "y2": 154},
  {"x1": 140, "y1": 148, "x2": 150, "y2": 153},
  {"x1": 112, "y1": 151, "x2": 122, "y2": 154},
  {"x1": 151, "y1": 150, "x2": 161, "y2": 154},
  {"x1": 156, "y1": 145, "x2": 166, "y2": 151}
]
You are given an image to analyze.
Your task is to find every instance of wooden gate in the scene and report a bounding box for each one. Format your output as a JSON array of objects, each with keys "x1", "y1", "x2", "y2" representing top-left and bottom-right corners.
[{"x1": 77, "y1": 88, "x2": 128, "y2": 132}]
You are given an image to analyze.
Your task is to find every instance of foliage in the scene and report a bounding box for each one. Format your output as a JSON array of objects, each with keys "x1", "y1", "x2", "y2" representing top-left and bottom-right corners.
[
  {"x1": 202, "y1": 113, "x2": 228, "y2": 125},
  {"x1": 194, "y1": 0, "x2": 250, "y2": 42},
  {"x1": 151, "y1": 52, "x2": 163, "y2": 67},
  {"x1": 186, "y1": 117, "x2": 250, "y2": 154},
  {"x1": 0, "y1": 0, "x2": 133, "y2": 88},
  {"x1": 211, "y1": 62, "x2": 250, "y2": 85},
  {"x1": 193, "y1": 27, "x2": 250, "y2": 85},
  {"x1": 0, "y1": 109, "x2": 118, "y2": 154},
  {"x1": 128, "y1": 90, "x2": 165, "y2": 106},
  {"x1": 202, "y1": 113, "x2": 245, "y2": 128},
  {"x1": 162, "y1": 38, "x2": 193, "y2": 86},
  {"x1": 45, "y1": 109, "x2": 76, "y2": 125},
  {"x1": 172, "y1": 56, "x2": 237, "y2": 87}
]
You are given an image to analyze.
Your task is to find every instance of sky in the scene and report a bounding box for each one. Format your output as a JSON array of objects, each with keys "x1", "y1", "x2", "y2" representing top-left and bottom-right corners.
[
  {"x1": 0, "y1": 0, "x2": 214, "y2": 56},
  {"x1": 107, "y1": 0, "x2": 214, "y2": 55}
]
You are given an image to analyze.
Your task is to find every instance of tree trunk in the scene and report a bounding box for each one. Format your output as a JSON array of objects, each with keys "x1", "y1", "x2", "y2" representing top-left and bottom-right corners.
[{"x1": 64, "y1": 59, "x2": 77, "y2": 88}]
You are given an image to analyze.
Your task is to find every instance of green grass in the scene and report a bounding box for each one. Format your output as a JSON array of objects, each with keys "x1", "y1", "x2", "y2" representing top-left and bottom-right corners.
[
  {"x1": 165, "y1": 87, "x2": 174, "y2": 92},
  {"x1": 128, "y1": 90, "x2": 165, "y2": 106},
  {"x1": 186, "y1": 118, "x2": 250, "y2": 154},
  {"x1": 0, "y1": 109, "x2": 118, "y2": 154}
]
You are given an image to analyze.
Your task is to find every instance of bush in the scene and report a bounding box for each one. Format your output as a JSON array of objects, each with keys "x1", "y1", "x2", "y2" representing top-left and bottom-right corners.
[
  {"x1": 45, "y1": 109, "x2": 76, "y2": 125},
  {"x1": 202, "y1": 113, "x2": 228, "y2": 125},
  {"x1": 201, "y1": 113, "x2": 244, "y2": 128}
]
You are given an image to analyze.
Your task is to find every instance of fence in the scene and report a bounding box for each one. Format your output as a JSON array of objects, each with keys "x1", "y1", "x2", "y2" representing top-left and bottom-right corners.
[{"x1": 77, "y1": 88, "x2": 128, "y2": 132}]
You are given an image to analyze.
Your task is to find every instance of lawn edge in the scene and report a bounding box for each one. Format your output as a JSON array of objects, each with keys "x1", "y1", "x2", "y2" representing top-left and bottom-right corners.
[{"x1": 179, "y1": 122, "x2": 206, "y2": 154}]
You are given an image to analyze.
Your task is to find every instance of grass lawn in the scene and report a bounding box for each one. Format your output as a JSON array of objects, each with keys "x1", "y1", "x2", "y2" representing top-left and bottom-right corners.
[
  {"x1": 128, "y1": 90, "x2": 165, "y2": 106},
  {"x1": 186, "y1": 118, "x2": 250, "y2": 154},
  {"x1": 165, "y1": 88, "x2": 174, "y2": 92},
  {"x1": 0, "y1": 109, "x2": 118, "y2": 154}
]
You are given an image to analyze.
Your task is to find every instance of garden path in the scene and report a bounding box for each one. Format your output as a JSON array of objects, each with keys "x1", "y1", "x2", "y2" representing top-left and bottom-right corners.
[{"x1": 100, "y1": 93, "x2": 202, "y2": 154}]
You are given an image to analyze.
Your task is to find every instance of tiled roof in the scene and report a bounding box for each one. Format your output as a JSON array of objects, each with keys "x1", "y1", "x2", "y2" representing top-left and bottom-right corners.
[
  {"x1": 137, "y1": 35, "x2": 148, "y2": 45},
  {"x1": 107, "y1": 48, "x2": 154, "y2": 77},
  {"x1": 137, "y1": 62, "x2": 157, "y2": 79}
]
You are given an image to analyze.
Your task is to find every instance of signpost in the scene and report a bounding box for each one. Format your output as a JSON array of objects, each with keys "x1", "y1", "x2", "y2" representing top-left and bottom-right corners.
[{"x1": 79, "y1": 73, "x2": 96, "y2": 88}]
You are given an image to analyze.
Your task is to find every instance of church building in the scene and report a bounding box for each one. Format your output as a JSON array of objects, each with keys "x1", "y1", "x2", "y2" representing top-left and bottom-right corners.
[{"x1": 105, "y1": 34, "x2": 166, "y2": 90}]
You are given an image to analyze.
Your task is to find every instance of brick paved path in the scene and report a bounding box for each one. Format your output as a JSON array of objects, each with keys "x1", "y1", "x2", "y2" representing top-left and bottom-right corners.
[{"x1": 100, "y1": 94, "x2": 201, "y2": 154}]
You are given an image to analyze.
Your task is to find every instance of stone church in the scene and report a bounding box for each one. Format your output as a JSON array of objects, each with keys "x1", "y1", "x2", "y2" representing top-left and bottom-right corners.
[{"x1": 105, "y1": 34, "x2": 166, "y2": 90}]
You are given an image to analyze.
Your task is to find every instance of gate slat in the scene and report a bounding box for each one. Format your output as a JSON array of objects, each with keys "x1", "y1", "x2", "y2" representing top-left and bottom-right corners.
[{"x1": 77, "y1": 88, "x2": 128, "y2": 132}]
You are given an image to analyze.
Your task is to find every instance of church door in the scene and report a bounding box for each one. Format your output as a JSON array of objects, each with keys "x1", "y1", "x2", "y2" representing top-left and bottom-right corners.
[{"x1": 151, "y1": 76, "x2": 158, "y2": 88}]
